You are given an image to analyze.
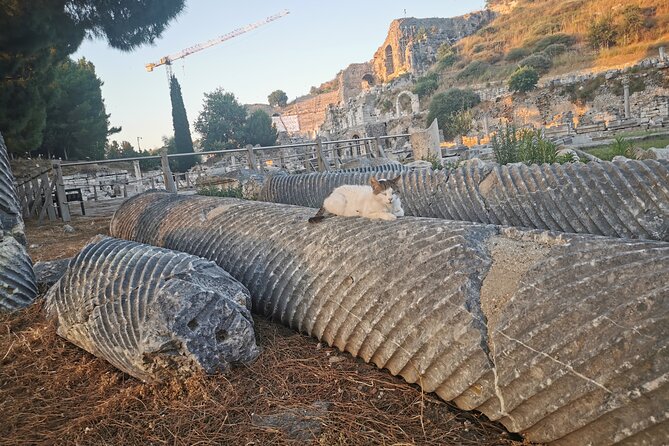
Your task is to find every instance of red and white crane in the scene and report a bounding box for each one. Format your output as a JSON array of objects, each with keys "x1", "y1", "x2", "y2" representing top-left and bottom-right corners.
[{"x1": 145, "y1": 9, "x2": 289, "y2": 74}]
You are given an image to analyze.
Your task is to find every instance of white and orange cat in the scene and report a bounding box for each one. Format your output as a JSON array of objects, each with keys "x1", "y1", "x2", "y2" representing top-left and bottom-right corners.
[{"x1": 308, "y1": 176, "x2": 403, "y2": 223}]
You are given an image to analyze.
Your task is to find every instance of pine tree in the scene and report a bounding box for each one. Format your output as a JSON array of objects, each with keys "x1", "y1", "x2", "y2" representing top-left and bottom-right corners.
[
  {"x1": 169, "y1": 75, "x2": 196, "y2": 171},
  {"x1": 0, "y1": 0, "x2": 186, "y2": 154}
]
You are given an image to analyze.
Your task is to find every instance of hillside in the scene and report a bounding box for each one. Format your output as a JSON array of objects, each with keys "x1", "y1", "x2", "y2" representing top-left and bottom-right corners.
[{"x1": 433, "y1": 0, "x2": 669, "y2": 86}]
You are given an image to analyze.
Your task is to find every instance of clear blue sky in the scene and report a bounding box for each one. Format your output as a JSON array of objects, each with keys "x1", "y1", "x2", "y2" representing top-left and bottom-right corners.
[{"x1": 74, "y1": 0, "x2": 485, "y2": 150}]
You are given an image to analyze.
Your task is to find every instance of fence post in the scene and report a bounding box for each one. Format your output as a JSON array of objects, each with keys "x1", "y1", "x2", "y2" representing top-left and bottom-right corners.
[
  {"x1": 39, "y1": 171, "x2": 57, "y2": 222},
  {"x1": 303, "y1": 146, "x2": 314, "y2": 172},
  {"x1": 133, "y1": 160, "x2": 144, "y2": 193},
  {"x1": 315, "y1": 138, "x2": 330, "y2": 172},
  {"x1": 375, "y1": 136, "x2": 387, "y2": 159},
  {"x1": 246, "y1": 144, "x2": 258, "y2": 171},
  {"x1": 161, "y1": 149, "x2": 177, "y2": 193},
  {"x1": 52, "y1": 161, "x2": 71, "y2": 222}
]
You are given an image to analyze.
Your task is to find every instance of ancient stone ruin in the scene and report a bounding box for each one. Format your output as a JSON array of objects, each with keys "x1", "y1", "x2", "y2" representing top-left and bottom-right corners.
[
  {"x1": 45, "y1": 235, "x2": 259, "y2": 382},
  {"x1": 0, "y1": 132, "x2": 37, "y2": 312},
  {"x1": 110, "y1": 192, "x2": 669, "y2": 445}
]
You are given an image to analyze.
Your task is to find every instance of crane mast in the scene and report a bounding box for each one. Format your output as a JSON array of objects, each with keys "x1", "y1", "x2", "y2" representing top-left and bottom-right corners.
[{"x1": 145, "y1": 10, "x2": 289, "y2": 72}]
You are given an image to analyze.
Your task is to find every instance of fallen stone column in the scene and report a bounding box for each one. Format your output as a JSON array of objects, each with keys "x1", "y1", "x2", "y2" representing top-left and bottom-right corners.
[
  {"x1": 259, "y1": 159, "x2": 669, "y2": 241},
  {"x1": 0, "y1": 132, "x2": 37, "y2": 311},
  {"x1": 45, "y1": 235, "x2": 259, "y2": 382},
  {"x1": 110, "y1": 192, "x2": 669, "y2": 445}
]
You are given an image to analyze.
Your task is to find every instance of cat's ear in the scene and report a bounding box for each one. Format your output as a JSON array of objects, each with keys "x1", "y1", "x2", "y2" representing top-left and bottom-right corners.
[
  {"x1": 370, "y1": 177, "x2": 383, "y2": 194},
  {"x1": 389, "y1": 175, "x2": 401, "y2": 185}
]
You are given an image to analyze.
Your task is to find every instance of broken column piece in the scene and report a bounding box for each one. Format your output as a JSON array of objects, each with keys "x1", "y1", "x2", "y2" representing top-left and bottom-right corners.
[
  {"x1": 259, "y1": 159, "x2": 669, "y2": 241},
  {"x1": 110, "y1": 192, "x2": 669, "y2": 445},
  {"x1": 0, "y1": 132, "x2": 37, "y2": 312},
  {"x1": 45, "y1": 235, "x2": 259, "y2": 382}
]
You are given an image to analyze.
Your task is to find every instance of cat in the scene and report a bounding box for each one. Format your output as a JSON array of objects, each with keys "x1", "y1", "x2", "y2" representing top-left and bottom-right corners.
[{"x1": 308, "y1": 176, "x2": 403, "y2": 223}]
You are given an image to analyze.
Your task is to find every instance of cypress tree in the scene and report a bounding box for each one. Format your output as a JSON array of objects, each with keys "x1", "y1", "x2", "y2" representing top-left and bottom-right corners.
[{"x1": 169, "y1": 75, "x2": 196, "y2": 172}]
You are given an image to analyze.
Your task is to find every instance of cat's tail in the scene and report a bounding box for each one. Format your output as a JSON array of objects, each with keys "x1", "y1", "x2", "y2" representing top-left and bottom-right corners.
[{"x1": 308, "y1": 207, "x2": 328, "y2": 224}]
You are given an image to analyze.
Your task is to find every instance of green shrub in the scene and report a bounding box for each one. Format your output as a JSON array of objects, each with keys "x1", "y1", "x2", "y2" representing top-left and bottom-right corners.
[
  {"x1": 492, "y1": 126, "x2": 561, "y2": 165},
  {"x1": 437, "y1": 42, "x2": 453, "y2": 60},
  {"x1": 609, "y1": 135, "x2": 633, "y2": 158},
  {"x1": 426, "y1": 88, "x2": 480, "y2": 139},
  {"x1": 508, "y1": 66, "x2": 539, "y2": 93},
  {"x1": 532, "y1": 33, "x2": 576, "y2": 52},
  {"x1": 543, "y1": 43, "x2": 567, "y2": 58},
  {"x1": 412, "y1": 73, "x2": 439, "y2": 98},
  {"x1": 563, "y1": 75, "x2": 605, "y2": 103},
  {"x1": 588, "y1": 15, "x2": 617, "y2": 50},
  {"x1": 197, "y1": 184, "x2": 244, "y2": 198},
  {"x1": 437, "y1": 53, "x2": 459, "y2": 70},
  {"x1": 518, "y1": 54, "x2": 552, "y2": 73},
  {"x1": 457, "y1": 60, "x2": 491, "y2": 80},
  {"x1": 506, "y1": 47, "x2": 531, "y2": 62}
]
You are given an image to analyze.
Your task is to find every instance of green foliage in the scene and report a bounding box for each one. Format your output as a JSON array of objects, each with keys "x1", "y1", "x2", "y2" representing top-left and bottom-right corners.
[
  {"x1": 508, "y1": 66, "x2": 539, "y2": 93},
  {"x1": 426, "y1": 89, "x2": 480, "y2": 139},
  {"x1": 621, "y1": 5, "x2": 644, "y2": 44},
  {"x1": 437, "y1": 43, "x2": 453, "y2": 61},
  {"x1": 268, "y1": 90, "x2": 288, "y2": 107},
  {"x1": 518, "y1": 54, "x2": 552, "y2": 73},
  {"x1": 197, "y1": 185, "x2": 244, "y2": 199},
  {"x1": 456, "y1": 60, "x2": 491, "y2": 80},
  {"x1": 195, "y1": 89, "x2": 248, "y2": 151},
  {"x1": 244, "y1": 110, "x2": 278, "y2": 147},
  {"x1": 379, "y1": 98, "x2": 393, "y2": 113},
  {"x1": 412, "y1": 73, "x2": 439, "y2": 98},
  {"x1": 105, "y1": 140, "x2": 160, "y2": 170},
  {"x1": 505, "y1": 47, "x2": 531, "y2": 62},
  {"x1": 423, "y1": 153, "x2": 443, "y2": 170},
  {"x1": 542, "y1": 43, "x2": 567, "y2": 58},
  {"x1": 588, "y1": 14, "x2": 618, "y2": 50},
  {"x1": 492, "y1": 126, "x2": 561, "y2": 165},
  {"x1": 448, "y1": 110, "x2": 474, "y2": 140},
  {"x1": 437, "y1": 53, "x2": 459, "y2": 71},
  {"x1": 563, "y1": 75, "x2": 605, "y2": 103},
  {"x1": 416, "y1": 27, "x2": 428, "y2": 41},
  {"x1": 609, "y1": 135, "x2": 633, "y2": 158},
  {"x1": 169, "y1": 75, "x2": 196, "y2": 172},
  {"x1": 531, "y1": 34, "x2": 576, "y2": 52},
  {"x1": 0, "y1": 0, "x2": 185, "y2": 154},
  {"x1": 37, "y1": 58, "x2": 109, "y2": 160}
]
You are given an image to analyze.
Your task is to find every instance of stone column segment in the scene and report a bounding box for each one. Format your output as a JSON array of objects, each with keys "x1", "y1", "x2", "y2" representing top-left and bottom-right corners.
[
  {"x1": 45, "y1": 235, "x2": 259, "y2": 382},
  {"x1": 110, "y1": 192, "x2": 669, "y2": 444},
  {"x1": 0, "y1": 132, "x2": 37, "y2": 311},
  {"x1": 259, "y1": 160, "x2": 669, "y2": 241}
]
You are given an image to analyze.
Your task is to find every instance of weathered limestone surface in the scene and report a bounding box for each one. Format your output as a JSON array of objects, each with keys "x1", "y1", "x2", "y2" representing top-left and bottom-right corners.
[
  {"x1": 0, "y1": 132, "x2": 37, "y2": 311},
  {"x1": 45, "y1": 235, "x2": 259, "y2": 382},
  {"x1": 110, "y1": 192, "x2": 669, "y2": 445},
  {"x1": 34, "y1": 258, "x2": 71, "y2": 290},
  {"x1": 259, "y1": 159, "x2": 669, "y2": 241}
]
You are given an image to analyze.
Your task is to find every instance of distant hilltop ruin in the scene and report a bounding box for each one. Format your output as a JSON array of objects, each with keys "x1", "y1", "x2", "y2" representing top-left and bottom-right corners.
[
  {"x1": 272, "y1": 9, "x2": 494, "y2": 137},
  {"x1": 372, "y1": 12, "x2": 495, "y2": 83}
]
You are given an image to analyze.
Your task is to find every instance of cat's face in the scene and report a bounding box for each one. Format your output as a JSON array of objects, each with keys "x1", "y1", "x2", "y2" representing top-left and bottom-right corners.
[{"x1": 370, "y1": 177, "x2": 399, "y2": 207}]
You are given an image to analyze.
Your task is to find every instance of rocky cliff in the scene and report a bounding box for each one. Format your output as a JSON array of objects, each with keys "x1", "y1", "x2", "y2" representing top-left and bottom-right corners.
[{"x1": 372, "y1": 11, "x2": 494, "y2": 83}]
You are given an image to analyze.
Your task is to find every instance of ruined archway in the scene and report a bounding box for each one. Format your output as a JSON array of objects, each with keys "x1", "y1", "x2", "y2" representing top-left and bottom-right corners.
[
  {"x1": 395, "y1": 91, "x2": 419, "y2": 116},
  {"x1": 361, "y1": 73, "x2": 375, "y2": 90},
  {"x1": 385, "y1": 45, "x2": 394, "y2": 76}
]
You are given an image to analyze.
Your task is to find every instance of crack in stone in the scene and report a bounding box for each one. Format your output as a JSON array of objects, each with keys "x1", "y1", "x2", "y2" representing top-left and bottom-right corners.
[{"x1": 496, "y1": 329, "x2": 616, "y2": 396}]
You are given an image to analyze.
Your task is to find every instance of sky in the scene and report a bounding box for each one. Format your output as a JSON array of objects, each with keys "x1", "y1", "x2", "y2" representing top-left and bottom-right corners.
[{"x1": 74, "y1": 0, "x2": 486, "y2": 150}]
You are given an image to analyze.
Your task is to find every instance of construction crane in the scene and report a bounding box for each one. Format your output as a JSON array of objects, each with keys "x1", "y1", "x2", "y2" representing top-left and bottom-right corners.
[{"x1": 145, "y1": 9, "x2": 289, "y2": 75}]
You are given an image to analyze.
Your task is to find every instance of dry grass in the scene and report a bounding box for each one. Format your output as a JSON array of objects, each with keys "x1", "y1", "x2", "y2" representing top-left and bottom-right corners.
[
  {"x1": 25, "y1": 216, "x2": 111, "y2": 262},
  {"x1": 0, "y1": 303, "x2": 523, "y2": 446},
  {"x1": 0, "y1": 216, "x2": 526, "y2": 445}
]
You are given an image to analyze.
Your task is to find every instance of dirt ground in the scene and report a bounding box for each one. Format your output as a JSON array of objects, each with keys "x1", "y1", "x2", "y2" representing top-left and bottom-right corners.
[{"x1": 0, "y1": 215, "x2": 525, "y2": 446}]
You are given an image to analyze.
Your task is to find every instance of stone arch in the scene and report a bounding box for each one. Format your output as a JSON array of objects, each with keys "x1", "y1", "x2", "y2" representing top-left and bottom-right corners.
[
  {"x1": 385, "y1": 45, "x2": 394, "y2": 75},
  {"x1": 395, "y1": 90, "x2": 419, "y2": 116},
  {"x1": 361, "y1": 73, "x2": 375, "y2": 90}
]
